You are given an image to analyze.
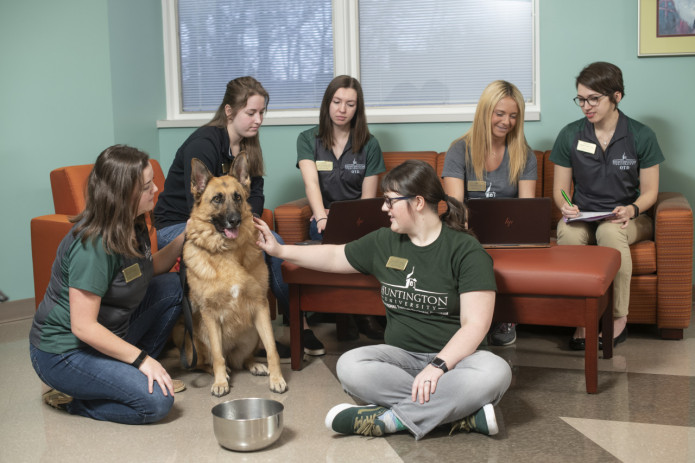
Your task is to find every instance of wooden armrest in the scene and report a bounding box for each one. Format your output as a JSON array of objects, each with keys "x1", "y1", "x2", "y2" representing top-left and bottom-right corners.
[
  {"x1": 274, "y1": 198, "x2": 312, "y2": 244},
  {"x1": 653, "y1": 192, "x2": 693, "y2": 329}
]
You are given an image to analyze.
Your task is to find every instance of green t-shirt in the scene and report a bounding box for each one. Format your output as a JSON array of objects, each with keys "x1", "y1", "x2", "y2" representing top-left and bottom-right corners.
[
  {"x1": 30, "y1": 226, "x2": 154, "y2": 354},
  {"x1": 344, "y1": 225, "x2": 496, "y2": 353}
]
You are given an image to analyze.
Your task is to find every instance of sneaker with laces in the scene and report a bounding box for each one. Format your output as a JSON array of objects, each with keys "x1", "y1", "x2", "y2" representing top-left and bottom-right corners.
[
  {"x1": 254, "y1": 341, "x2": 291, "y2": 364},
  {"x1": 42, "y1": 389, "x2": 73, "y2": 411},
  {"x1": 303, "y1": 329, "x2": 325, "y2": 356},
  {"x1": 325, "y1": 404, "x2": 388, "y2": 437},
  {"x1": 490, "y1": 322, "x2": 517, "y2": 346},
  {"x1": 450, "y1": 404, "x2": 498, "y2": 436}
]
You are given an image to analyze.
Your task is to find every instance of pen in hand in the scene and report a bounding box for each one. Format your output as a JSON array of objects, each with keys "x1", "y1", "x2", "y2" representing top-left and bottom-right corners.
[{"x1": 561, "y1": 189, "x2": 573, "y2": 207}]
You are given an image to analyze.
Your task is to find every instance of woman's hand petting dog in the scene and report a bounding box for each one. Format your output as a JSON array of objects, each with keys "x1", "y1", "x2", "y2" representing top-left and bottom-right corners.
[{"x1": 253, "y1": 217, "x2": 280, "y2": 256}]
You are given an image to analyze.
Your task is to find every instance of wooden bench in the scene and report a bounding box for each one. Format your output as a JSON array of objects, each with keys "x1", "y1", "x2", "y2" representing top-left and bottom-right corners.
[{"x1": 282, "y1": 245, "x2": 621, "y2": 394}]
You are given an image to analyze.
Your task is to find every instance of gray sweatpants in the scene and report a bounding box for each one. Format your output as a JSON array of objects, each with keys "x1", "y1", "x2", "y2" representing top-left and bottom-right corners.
[{"x1": 335, "y1": 344, "x2": 512, "y2": 440}]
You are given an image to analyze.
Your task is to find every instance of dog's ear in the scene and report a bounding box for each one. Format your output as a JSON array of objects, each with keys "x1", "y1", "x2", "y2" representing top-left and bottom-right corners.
[
  {"x1": 190, "y1": 158, "x2": 213, "y2": 200},
  {"x1": 230, "y1": 151, "x2": 251, "y2": 189}
]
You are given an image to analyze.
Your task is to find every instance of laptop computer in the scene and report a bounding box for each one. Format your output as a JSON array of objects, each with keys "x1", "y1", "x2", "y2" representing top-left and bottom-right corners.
[
  {"x1": 318, "y1": 197, "x2": 391, "y2": 245},
  {"x1": 465, "y1": 198, "x2": 552, "y2": 248}
]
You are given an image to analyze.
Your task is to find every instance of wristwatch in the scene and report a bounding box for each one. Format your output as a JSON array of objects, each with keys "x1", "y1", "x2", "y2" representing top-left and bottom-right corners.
[{"x1": 430, "y1": 357, "x2": 448, "y2": 373}]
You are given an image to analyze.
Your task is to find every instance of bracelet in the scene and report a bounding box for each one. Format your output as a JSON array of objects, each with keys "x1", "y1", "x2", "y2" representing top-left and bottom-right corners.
[
  {"x1": 316, "y1": 217, "x2": 327, "y2": 223},
  {"x1": 630, "y1": 203, "x2": 640, "y2": 218},
  {"x1": 131, "y1": 349, "x2": 148, "y2": 368}
]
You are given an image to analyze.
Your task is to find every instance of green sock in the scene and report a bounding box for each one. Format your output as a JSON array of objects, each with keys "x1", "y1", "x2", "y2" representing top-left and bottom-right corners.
[{"x1": 378, "y1": 410, "x2": 407, "y2": 433}]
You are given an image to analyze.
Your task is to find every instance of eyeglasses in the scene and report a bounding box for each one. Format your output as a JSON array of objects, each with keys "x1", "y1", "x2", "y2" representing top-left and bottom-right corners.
[
  {"x1": 573, "y1": 94, "x2": 607, "y2": 107},
  {"x1": 383, "y1": 195, "x2": 413, "y2": 209}
]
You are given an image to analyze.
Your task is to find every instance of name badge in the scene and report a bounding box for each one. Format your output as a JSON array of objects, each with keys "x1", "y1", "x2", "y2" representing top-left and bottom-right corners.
[
  {"x1": 577, "y1": 140, "x2": 597, "y2": 155},
  {"x1": 468, "y1": 180, "x2": 486, "y2": 192},
  {"x1": 122, "y1": 263, "x2": 142, "y2": 283},
  {"x1": 386, "y1": 256, "x2": 408, "y2": 270},
  {"x1": 315, "y1": 160, "x2": 333, "y2": 171}
]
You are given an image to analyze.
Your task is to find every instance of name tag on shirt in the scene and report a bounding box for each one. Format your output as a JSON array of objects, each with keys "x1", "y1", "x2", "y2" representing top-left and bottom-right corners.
[
  {"x1": 577, "y1": 140, "x2": 597, "y2": 155},
  {"x1": 315, "y1": 160, "x2": 333, "y2": 171},
  {"x1": 468, "y1": 180, "x2": 486, "y2": 192},
  {"x1": 386, "y1": 256, "x2": 408, "y2": 270},
  {"x1": 122, "y1": 263, "x2": 142, "y2": 283}
]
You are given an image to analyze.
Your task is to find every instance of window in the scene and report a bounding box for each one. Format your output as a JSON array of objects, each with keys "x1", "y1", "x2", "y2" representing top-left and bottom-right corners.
[{"x1": 161, "y1": 0, "x2": 538, "y2": 126}]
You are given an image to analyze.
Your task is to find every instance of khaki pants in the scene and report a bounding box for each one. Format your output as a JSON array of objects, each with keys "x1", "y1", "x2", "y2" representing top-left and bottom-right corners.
[{"x1": 556, "y1": 214, "x2": 653, "y2": 318}]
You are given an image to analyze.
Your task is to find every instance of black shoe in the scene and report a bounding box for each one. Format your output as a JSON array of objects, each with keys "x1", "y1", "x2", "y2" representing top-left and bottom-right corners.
[
  {"x1": 355, "y1": 315, "x2": 385, "y2": 340},
  {"x1": 303, "y1": 329, "x2": 326, "y2": 356},
  {"x1": 569, "y1": 337, "x2": 585, "y2": 351},
  {"x1": 599, "y1": 326, "x2": 628, "y2": 349},
  {"x1": 254, "y1": 341, "x2": 291, "y2": 364}
]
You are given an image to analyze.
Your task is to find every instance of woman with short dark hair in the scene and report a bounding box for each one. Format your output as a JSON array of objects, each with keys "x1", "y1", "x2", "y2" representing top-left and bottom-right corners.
[{"x1": 551, "y1": 62, "x2": 664, "y2": 350}]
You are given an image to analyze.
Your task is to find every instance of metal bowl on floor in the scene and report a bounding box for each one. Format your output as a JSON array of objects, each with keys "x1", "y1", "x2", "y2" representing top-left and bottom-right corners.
[{"x1": 212, "y1": 398, "x2": 284, "y2": 452}]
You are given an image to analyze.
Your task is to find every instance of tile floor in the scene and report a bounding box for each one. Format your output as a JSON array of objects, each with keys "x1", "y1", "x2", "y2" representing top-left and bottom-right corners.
[{"x1": 2, "y1": 297, "x2": 694, "y2": 463}]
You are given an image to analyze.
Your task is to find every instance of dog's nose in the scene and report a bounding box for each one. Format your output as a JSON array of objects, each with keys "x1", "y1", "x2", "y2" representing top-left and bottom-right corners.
[{"x1": 225, "y1": 212, "x2": 242, "y2": 229}]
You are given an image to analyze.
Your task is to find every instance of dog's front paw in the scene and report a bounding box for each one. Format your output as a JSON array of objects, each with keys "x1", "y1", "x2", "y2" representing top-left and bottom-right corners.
[
  {"x1": 210, "y1": 380, "x2": 230, "y2": 397},
  {"x1": 248, "y1": 362, "x2": 269, "y2": 376},
  {"x1": 269, "y1": 375, "x2": 287, "y2": 394}
]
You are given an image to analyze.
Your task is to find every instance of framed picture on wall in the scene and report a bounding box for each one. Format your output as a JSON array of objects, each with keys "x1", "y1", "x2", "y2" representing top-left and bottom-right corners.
[{"x1": 638, "y1": 0, "x2": 695, "y2": 56}]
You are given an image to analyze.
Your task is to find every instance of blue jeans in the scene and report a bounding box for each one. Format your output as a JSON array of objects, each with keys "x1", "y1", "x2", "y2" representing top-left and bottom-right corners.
[
  {"x1": 30, "y1": 273, "x2": 182, "y2": 424},
  {"x1": 309, "y1": 218, "x2": 323, "y2": 241},
  {"x1": 157, "y1": 223, "x2": 290, "y2": 319}
]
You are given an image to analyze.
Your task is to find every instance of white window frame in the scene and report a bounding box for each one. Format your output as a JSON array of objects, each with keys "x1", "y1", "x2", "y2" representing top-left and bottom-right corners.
[{"x1": 159, "y1": 0, "x2": 540, "y2": 127}]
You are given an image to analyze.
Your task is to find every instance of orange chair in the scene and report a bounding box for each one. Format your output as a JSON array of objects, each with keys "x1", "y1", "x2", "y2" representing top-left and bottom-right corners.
[{"x1": 30, "y1": 160, "x2": 276, "y2": 316}]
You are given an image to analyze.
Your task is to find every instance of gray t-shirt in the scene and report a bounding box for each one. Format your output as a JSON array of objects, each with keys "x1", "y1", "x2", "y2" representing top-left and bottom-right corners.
[{"x1": 442, "y1": 139, "x2": 537, "y2": 199}]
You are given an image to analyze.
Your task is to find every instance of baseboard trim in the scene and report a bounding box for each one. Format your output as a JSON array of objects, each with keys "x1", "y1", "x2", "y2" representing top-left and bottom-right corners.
[{"x1": 0, "y1": 298, "x2": 35, "y2": 324}]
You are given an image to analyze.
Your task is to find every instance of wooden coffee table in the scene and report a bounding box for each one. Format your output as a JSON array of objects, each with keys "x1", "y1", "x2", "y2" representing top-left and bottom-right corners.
[{"x1": 282, "y1": 245, "x2": 621, "y2": 393}]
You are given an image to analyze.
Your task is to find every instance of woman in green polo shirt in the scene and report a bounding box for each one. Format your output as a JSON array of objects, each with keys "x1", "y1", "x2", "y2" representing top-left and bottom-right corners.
[
  {"x1": 30, "y1": 145, "x2": 185, "y2": 424},
  {"x1": 296, "y1": 75, "x2": 387, "y2": 340},
  {"x1": 550, "y1": 62, "x2": 664, "y2": 351},
  {"x1": 255, "y1": 160, "x2": 512, "y2": 440}
]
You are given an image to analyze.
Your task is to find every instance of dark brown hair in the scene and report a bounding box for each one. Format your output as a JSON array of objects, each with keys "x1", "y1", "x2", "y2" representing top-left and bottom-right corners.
[
  {"x1": 318, "y1": 75, "x2": 370, "y2": 153},
  {"x1": 71, "y1": 145, "x2": 150, "y2": 257},
  {"x1": 382, "y1": 160, "x2": 470, "y2": 234},
  {"x1": 576, "y1": 61, "x2": 625, "y2": 106},
  {"x1": 207, "y1": 76, "x2": 268, "y2": 176}
]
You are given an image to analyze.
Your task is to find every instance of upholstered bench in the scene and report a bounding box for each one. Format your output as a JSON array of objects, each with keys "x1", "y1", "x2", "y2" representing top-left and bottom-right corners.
[{"x1": 282, "y1": 245, "x2": 621, "y2": 394}]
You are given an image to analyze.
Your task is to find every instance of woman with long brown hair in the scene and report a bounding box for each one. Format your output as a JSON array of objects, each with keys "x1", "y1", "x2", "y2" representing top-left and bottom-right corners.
[
  {"x1": 30, "y1": 145, "x2": 185, "y2": 423},
  {"x1": 296, "y1": 75, "x2": 386, "y2": 341}
]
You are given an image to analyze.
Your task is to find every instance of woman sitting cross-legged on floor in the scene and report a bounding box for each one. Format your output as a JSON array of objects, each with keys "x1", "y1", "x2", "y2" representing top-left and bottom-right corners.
[{"x1": 254, "y1": 160, "x2": 512, "y2": 440}]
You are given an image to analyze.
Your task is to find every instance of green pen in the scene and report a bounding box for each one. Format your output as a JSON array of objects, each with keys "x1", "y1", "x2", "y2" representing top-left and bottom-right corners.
[{"x1": 561, "y1": 189, "x2": 573, "y2": 207}]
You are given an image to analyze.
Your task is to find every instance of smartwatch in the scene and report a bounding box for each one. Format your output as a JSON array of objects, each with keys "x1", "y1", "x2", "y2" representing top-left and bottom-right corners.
[{"x1": 430, "y1": 356, "x2": 448, "y2": 373}]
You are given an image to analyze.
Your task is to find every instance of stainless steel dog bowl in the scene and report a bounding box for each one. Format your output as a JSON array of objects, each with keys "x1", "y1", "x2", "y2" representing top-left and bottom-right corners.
[{"x1": 212, "y1": 398, "x2": 284, "y2": 452}]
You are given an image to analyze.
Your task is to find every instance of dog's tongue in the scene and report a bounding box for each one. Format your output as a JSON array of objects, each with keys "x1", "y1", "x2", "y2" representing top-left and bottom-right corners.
[{"x1": 224, "y1": 228, "x2": 239, "y2": 239}]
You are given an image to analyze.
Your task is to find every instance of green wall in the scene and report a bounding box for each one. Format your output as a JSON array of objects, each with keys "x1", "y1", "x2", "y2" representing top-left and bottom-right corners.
[{"x1": 2, "y1": 0, "x2": 694, "y2": 301}]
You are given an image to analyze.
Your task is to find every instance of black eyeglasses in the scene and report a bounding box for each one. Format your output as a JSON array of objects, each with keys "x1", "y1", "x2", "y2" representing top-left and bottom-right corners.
[
  {"x1": 383, "y1": 195, "x2": 413, "y2": 209},
  {"x1": 573, "y1": 94, "x2": 607, "y2": 107}
]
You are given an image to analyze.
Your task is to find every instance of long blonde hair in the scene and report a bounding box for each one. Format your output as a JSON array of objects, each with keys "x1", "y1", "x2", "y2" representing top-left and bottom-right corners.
[{"x1": 452, "y1": 80, "x2": 529, "y2": 185}]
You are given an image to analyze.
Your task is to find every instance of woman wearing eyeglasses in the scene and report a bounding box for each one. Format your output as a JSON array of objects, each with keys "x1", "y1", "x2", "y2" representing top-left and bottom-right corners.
[
  {"x1": 550, "y1": 61, "x2": 664, "y2": 351},
  {"x1": 296, "y1": 75, "x2": 387, "y2": 341},
  {"x1": 254, "y1": 160, "x2": 512, "y2": 440}
]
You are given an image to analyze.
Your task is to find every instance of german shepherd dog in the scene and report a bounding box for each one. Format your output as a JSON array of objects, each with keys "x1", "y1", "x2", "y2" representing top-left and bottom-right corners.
[{"x1": 176, "y1": 155, "x2": 287, "y2": 396}]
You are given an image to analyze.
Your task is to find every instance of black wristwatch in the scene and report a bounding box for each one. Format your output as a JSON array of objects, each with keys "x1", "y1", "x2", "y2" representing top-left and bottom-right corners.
[
  {"x1": 630, "y1": 203, "x2": 640, "y2": 218},
  {"x1": 430, "y1": 357, "x2": 448, "y2": 373}
]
